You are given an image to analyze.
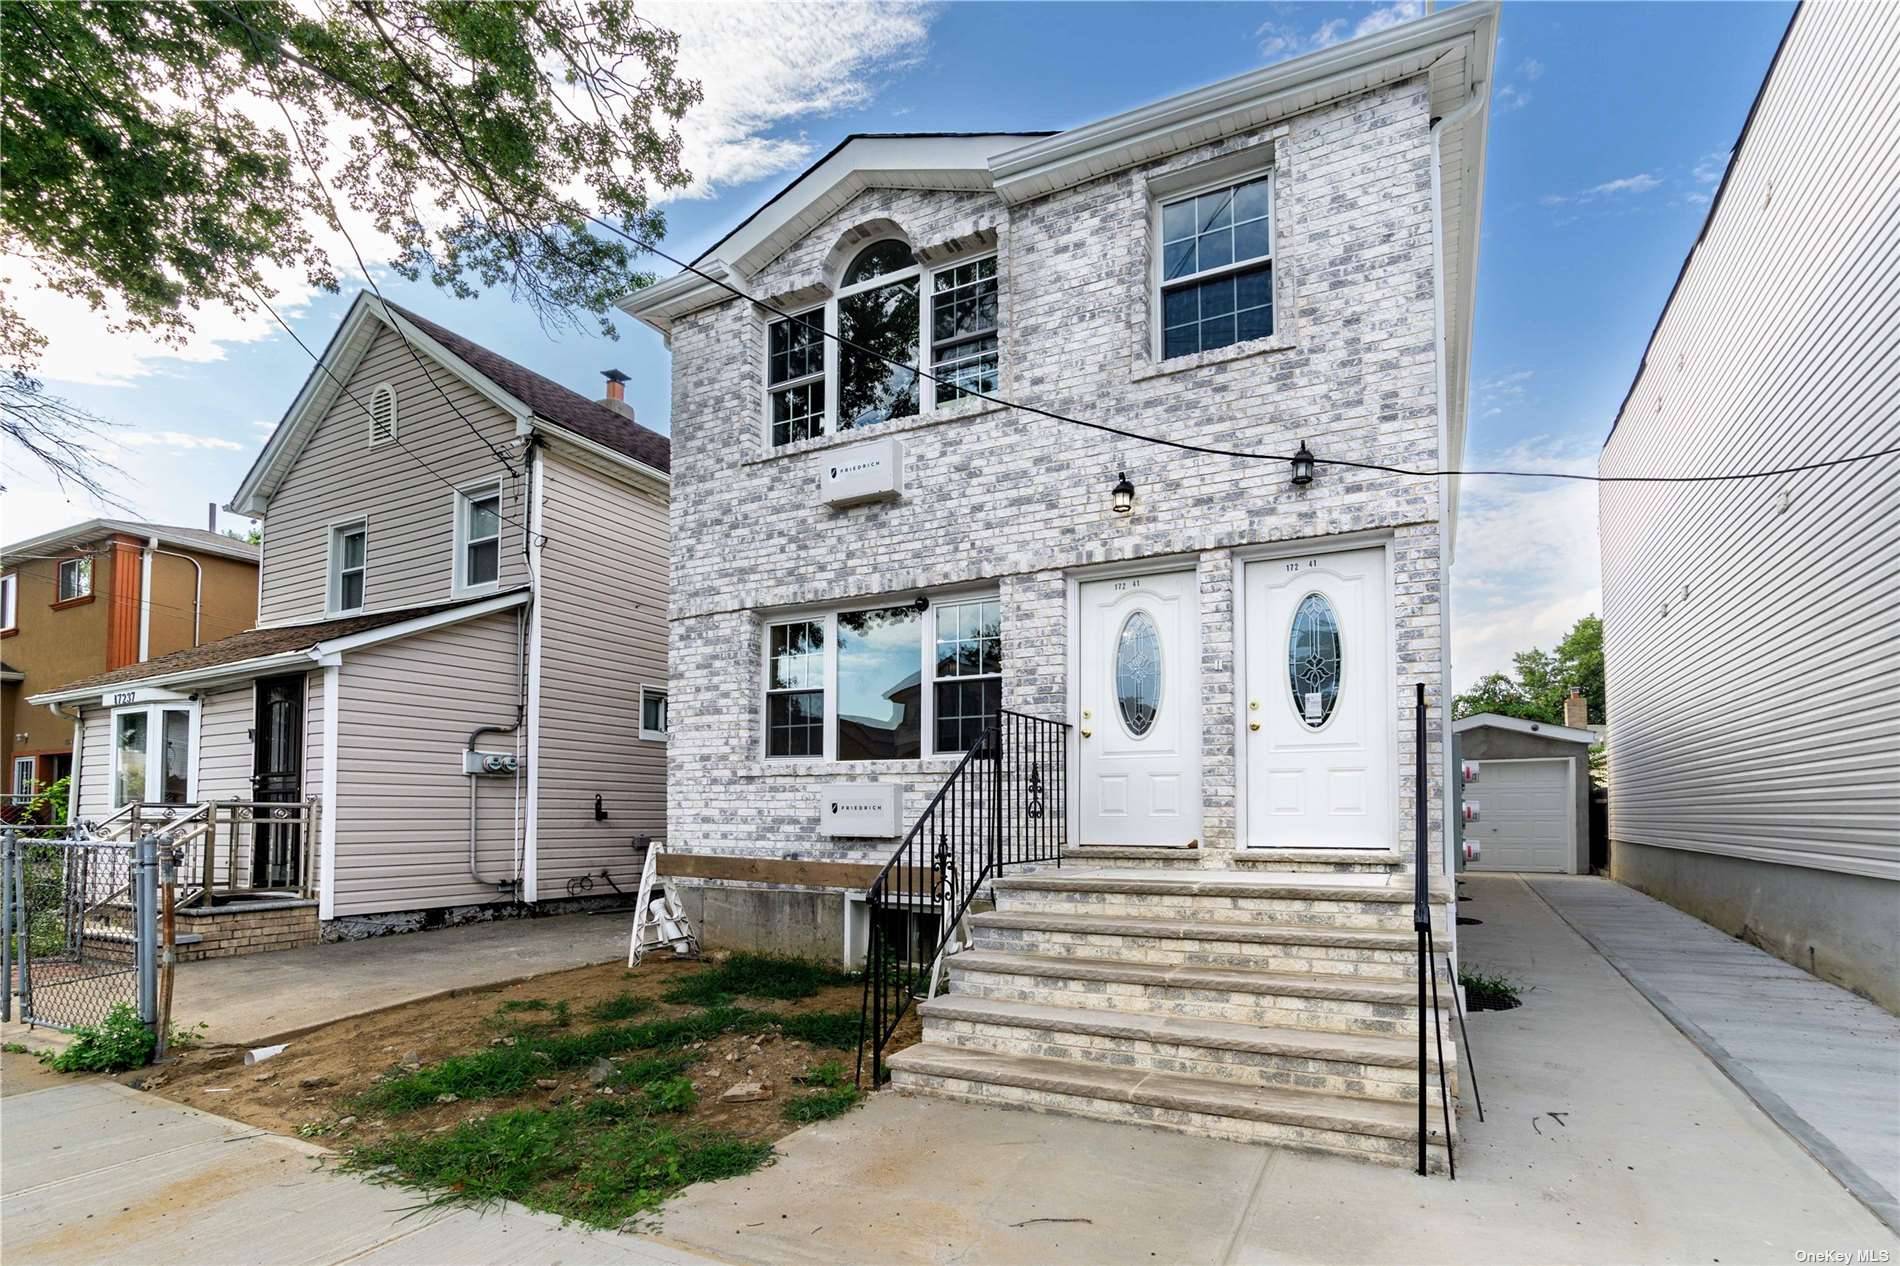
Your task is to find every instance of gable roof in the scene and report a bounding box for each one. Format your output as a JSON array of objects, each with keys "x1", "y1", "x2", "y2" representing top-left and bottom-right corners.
[
  {"x1": 231, "y1": 293, "x2": 670, "y2": 515},
  {"x1": 1452, "y1": 713, "x2": 1596, "y2": 745},
  {"x1": 4, "y1": 519, "x2": 259, "y2": 566}
]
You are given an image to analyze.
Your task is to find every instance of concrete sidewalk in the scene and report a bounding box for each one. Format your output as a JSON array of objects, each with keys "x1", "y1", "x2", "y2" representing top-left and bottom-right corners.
[
  {"x1": 173, "y1": 912, "x2": 629, "y2": 1046},
  {"x1": 1528, "y1": 873, "x2": 1900, "y2": 1234},
  {"x1": 647, "y1": 872, "x2": 1899, "y2": 1265},
  {"x1": 0, "y1": 1054, "x2": 722, "y2": 1266}
]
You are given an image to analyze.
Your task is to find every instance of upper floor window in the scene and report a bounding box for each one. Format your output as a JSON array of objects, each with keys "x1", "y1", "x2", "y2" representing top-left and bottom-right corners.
[
  {"x1": 330, "y1": 520, "x2": 367, "y2": 614},
  {"x1": 57, "y1": 556, "x2": 92, "y2": 602},
  {"x1": 455, "y1": 482, "x2": 502, "y2": 592},
  {"x1": 764, "y1": 240, "x2": 998, "y2": 447},
  {"x1": 639, "y1": 685, "x2": 669, "y2": 742},
  {"x1": 0, "y1": 572, "x2": 16, "y2": 631},
  {"x1": 368, "y1": 384, "x2": 398, "y2": 447},
  {"x1": 1159, "y1": 174, "x2": 1273, "y2": 360}
]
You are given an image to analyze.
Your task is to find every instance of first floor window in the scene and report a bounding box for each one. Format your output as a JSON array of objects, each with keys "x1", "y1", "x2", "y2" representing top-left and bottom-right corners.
[
  {"x1": 331, "y1": 522, "x2": 367, "y2": 613},
  {"x1": 764, "y1": 596, "x2": 1004, "y2": 761},
  {"x1": 458, "y1": 483, "x2": 502, "y2": 589},
  {"x1": 57, "y1": 556, "x2": 92, "y2": 602},
  {"x1": 1159, "y1": 174, "x2": 1273, "y2": 359},
  {"x1": 113, "y1": 706, "x2": 191, "y2": 805},
  {"x1": 11, "y1": 756, "x2": 34, "y2": 797},
  {"x1": 640, "y1": 686, "x2": 669, "y2": 741}
]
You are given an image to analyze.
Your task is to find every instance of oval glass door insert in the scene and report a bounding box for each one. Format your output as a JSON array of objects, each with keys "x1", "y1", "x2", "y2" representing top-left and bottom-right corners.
[
  {"x1": 1288, "y1": 593, "x2": 1343, "y2": 728},
  {"x1": 1115, "y1": 610, "x2": 1163, "y2": 736}
]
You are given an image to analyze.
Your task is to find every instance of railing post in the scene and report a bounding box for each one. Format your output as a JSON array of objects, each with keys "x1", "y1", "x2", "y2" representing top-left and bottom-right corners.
[
  {"x1": 1414, "y1": 682, "x2": 1429, "y2": 1177},
  {"x1": 134, "y1": 835, "x2": 160, "y2": 1033},
  {"x1": 2, "y1": 828, "x2": 15, "y2": 1023}
]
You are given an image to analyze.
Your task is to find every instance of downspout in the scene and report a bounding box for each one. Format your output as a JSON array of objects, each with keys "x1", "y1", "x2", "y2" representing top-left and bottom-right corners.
[
  {"x1": 141, "y1": 539, "x2": 206, "y2": 653},
  {"x1": 138, "y1": 542, "x2": 154, "y2": 661}
]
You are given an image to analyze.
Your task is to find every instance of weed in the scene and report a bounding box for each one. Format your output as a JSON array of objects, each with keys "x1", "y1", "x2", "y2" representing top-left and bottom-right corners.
[
  {"x1": 165, "y1": 1020, "x2": 210, "y2": 1051},
  {"x1": 615, "y1": 1051, "x2": 697, "y2": 1089},
  {"x1": 2, "y1": 1042, "x2": 29, "y2": 1055},
  {"x1": 794, "y1": 1059, "x2": 847, "y2": 1088},
  {"x1": 1458, "y1": 968, "x2": 1523, "y2": 1011},
  {"x1": 661, "y1": 953, "x2": 853, "y2": 1007},
  {"x1": 340, "y1": 1101, "x2": 770, "y2": 1230},
  {"x1": 296, "y1": 1121, "x2": 334, "y2": 1138},
  {"x1": 774, "y1": 1010, "x2": 861, "y2": 1050},
  {"x1": 42, "y1": 1003, "x2": 154, "y2": 1072},
  {"x1": 586, "y1": 992, "x2": 652, "y2": 1023},
  {"x1": 642, "y1": 1075, "x2": 697, "y2": 1114},
  {"x1": 783, "y1": 1085, "x2": 860, "y2": 1124},
  {"x1": 495, "y1": 998, "x2": 555, "y2": 1015}
]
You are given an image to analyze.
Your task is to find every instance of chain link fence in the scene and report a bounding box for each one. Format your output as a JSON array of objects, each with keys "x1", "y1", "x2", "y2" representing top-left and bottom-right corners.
[{"x1": 3, "y1": 831, "x2": 159, "y2": 1035}]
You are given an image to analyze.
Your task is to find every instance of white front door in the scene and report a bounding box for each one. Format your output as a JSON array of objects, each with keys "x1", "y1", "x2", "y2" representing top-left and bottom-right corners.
[
  {"x1": 1244, "y1": 547, "x2": 1392, "y2": 849},
  {"x1": 1077, "y1": 571, "x2": 1201, "y2": 845}
]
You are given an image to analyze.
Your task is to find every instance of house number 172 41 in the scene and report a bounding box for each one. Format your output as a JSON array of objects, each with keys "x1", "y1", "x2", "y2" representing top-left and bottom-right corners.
[{"x1": 1284, "y1": 559, "x2": 1318, "y2": 572}]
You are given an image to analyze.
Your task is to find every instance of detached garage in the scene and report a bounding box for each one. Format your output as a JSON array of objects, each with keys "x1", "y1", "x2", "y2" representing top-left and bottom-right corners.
[{"x1": 1453, "y1": 714, "x2": 1595, "y2": 874}]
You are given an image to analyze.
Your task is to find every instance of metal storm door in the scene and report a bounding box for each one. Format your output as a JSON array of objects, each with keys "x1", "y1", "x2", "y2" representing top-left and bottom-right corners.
[
  {"x1": 1244, "y1": 547, "x2": 1393, "y2": 849},
  {"x1": 1077, "y1": 572, "x2": 1201, "y2": 845},
  {"x1": 251, "y1": 674, "x2": 305, "y2": 889}
]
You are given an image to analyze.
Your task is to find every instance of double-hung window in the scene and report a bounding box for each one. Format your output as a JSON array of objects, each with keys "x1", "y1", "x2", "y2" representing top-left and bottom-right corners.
[
  {"x1": 456, "y1": 482, "x2": 502, "y2": 591},
  {"x1": 113, "y1": 705, "x2": 191, "y2": 806},
  {"x1": 0, "y1": 572, "x2": 16, "y2": 631},
  {"x1": 11, "y1": 756, "x2": 34, "y2": 797},
  {"x1": 764, "y1": 596, "x2": 1003, "y2": 760},
  {"x1": 57, "y1": 556, "x2": 92, "y2": 602},
  {"x1": 330, "y1": 521, "x2": 367, "y2": 614},
  {"x1": 1159, "y1": 174, "x2": 1274, "y2": 360},
  {"x1": 764, "y1": 240, "x2": 999, "y2": 446}
]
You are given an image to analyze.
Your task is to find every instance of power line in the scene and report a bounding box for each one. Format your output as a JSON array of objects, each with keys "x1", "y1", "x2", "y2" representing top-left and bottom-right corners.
[{"x1": 588, "y1": 215, "x2": 1900, "y2": 487}]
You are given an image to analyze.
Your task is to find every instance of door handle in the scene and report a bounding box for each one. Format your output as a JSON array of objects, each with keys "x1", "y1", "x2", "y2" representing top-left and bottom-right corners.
[
  {"x1": 1080, "y1": 728, "x2": 1093, "y2": 738},
  {"x1": 1249, "y1": 721, "x2": 1260, "y2": 732}
]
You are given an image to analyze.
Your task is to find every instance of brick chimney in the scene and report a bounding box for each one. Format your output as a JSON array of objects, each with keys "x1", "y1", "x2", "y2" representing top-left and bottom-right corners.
[
  {"x1": 599, "y1": 368, "x2": 635, "y2": 421},
  {"x1": 1563, "y1": 687, "x2": 1589, "y2": 729}
]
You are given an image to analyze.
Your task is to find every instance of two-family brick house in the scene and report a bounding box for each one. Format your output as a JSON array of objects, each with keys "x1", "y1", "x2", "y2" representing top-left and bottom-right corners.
[
  {"x1": 624, "y1": 5, "x2": 1498, "y2": 1166},
  {"x1": 32, "y1": 293, "x2": 671, "y2": 951}
]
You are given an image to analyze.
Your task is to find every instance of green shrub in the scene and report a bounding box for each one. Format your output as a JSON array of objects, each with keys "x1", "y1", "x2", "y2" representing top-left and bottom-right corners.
[{"x1": 43, "y1": 1003, "x2": 154, "y2": 1072}]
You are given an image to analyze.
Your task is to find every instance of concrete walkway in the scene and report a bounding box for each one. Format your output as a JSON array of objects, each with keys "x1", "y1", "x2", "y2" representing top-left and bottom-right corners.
[
  {"x1": 173, "y1": 912, "x2": 629, "y2": 1045},
  {"x1": 647, "y1": 873, "x2": 1899, "y2": 1265},
  {"x1": 0, "y1": 1054, "x2": 721, "y2": 1266},
  {"x1": 1528, "y1": 873, "x2": 1900, "y2": 1234}
]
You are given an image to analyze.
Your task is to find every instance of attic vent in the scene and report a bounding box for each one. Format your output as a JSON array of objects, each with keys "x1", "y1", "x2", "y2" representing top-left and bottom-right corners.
[{"x1": 368, "y1": 384, "x2": 398, "y2": 448}]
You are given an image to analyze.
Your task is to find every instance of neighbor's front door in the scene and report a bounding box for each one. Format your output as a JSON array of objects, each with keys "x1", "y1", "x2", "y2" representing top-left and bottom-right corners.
[
  {"x1": 1244, "y1": 547, "x2": 1392, "y2": 849},
  {"x1": 1077, "y1": 571, "x2": 1201, "y2": 846}
]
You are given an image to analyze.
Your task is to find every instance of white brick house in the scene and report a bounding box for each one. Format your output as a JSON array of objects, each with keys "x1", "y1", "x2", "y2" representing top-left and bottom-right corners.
[{"x1": 625, "y1": 5, "x2": 1497, "y2": 1164}]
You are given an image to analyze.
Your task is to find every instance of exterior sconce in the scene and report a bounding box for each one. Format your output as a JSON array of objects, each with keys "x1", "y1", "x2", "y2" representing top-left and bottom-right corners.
[
  {"x1": 1111, "y1": 471, "x2": 1135, "y2": 514},
  {"x1": 1290, "y1": 442, "x2": 1316, "y2": 487}
]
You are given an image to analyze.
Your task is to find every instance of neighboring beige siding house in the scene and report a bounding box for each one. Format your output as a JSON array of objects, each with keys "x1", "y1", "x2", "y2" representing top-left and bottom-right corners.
[
  {"x1": 33, "y1": 293, "x2": 671, "y2": 942},
  {"x1": 1600, "y1": 3, "x2": 1899, "y2": 1011}
]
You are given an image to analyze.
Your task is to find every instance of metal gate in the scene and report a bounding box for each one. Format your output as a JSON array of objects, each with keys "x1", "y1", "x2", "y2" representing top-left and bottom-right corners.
[{"x1": 2, "y1": 831, "x2": 159, "y2": 1033}]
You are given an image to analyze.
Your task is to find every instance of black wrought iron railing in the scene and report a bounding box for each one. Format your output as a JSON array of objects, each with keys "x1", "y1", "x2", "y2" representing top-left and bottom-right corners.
[
  {"x1": 1413, "y1": 682, "x2": 1459, "y2": 1178},
  {"x1": 856, "y1": 709, "x2": 1070, "y2": 1087}
]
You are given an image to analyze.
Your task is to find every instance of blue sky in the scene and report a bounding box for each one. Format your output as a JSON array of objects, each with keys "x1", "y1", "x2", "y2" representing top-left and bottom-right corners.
[{"x1": 0, "y1": 1, "x2": 1794, "y2": 687}]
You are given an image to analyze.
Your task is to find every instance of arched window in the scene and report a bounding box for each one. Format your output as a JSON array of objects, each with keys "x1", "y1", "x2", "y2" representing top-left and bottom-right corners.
[
  {"x1": 841, "y1": 239, "x2": 915, "y2": 286},
  {"x1": 368, "y1": 384, "x2": 398, "y2": 448}
]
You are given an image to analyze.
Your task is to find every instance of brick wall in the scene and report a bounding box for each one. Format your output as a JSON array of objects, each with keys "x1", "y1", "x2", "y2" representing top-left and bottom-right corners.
[
  {"x1": 663, "y1": 78, "x2": 1449, "y2": 874},
  {"x1": 175, "y1": 902, "x2": 320, "y2": 960}
]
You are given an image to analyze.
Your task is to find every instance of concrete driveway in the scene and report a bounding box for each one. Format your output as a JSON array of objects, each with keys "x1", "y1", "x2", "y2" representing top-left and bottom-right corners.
[
  {"x1": 173, "y1": 912, "x2": 629, "y2": 1045},
  {"x1": 647, "y1": 873, "x2": 1900, "y2": 1266}
]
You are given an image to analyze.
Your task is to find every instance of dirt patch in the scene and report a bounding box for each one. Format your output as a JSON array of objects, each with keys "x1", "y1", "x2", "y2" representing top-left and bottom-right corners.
[{"x1": 124, "y1": 954, "x2": 918, "y2": 1155}]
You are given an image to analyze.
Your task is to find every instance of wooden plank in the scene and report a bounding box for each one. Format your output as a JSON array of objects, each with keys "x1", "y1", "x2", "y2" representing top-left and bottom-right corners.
[{"x1": 655, "y1": 853, "x2": 892, "y2": 891}]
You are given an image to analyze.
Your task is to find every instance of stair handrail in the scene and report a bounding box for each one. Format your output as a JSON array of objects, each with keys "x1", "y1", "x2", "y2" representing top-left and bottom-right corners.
[
  {"x1": 1412, "y1": 682, "x2": 1457, "y2": 1178},
  {"x1": 855, "y1": 708, "x2": 1070, "y2": 1088}
]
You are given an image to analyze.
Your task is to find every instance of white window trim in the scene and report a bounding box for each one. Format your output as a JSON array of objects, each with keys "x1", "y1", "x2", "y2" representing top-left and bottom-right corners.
[
  {"x1": 451, "y1": 479, "x2": 504, "y2": 597},
  {"x1": 1150, "y1": 168, "x2": 1275, "y2": 363},
  {"x1": 57, "y1": 555, "x2": 93, "y2": 602},
  {"x1": 367, "y1": 382, "x2": 398, "y2": 448},
  {"x1": 11, "y1": 756, "x2": 34, "y2": 797},
  {"x1": 639, "y1": 684, "x2": 669, "y2": 742},
  {"x1": 0, "y1": 572, "x2": 16, "y2": 630},
  {"x1": 928, "y1": 594, "x2": 1003, "y2": 757},
  {"x1": 108, "y1": 701, "x2": 198, "y2": 808},
  {"x1": 761, "y1": 240, "x2": 1000, "y2": 448},
  {"x1": 327, "y1": 517, "x2": 369, "y2": 616},
  {"x1": 761, "y1": 589, "x2": 1001, "y2": 763}
]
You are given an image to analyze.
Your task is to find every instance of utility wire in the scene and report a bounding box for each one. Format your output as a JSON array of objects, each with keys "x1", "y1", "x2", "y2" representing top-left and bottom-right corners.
[{"x1": 586, "y1": 215, "x2": 1900, "y2": 486}]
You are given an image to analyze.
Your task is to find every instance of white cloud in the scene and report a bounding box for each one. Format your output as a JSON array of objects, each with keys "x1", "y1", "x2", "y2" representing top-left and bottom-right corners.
[
  {"x1": 1258, "y1": 2, "x2": 1419, "y2": 62},
  {"x1": 1352, "y1": 2, "x2": 1423, "y2": 40},
  {"x1": 1693, "y1": 150, "x2": 1730, "y2": 185},
  {"x1": 1518, "y1": 58, "x2": 1545, "y2": 81},
  {"x1": 1496, "y1": 84, "x2": 1531, "y2": 113},
  {"x1": 115, "y1": 431, "x2": 244, "y2": 452},
  {"x1": 1542, "y1": 172, "x2": 1662, "y2": 207},
  {"x1": 1452, "y1": 440, "x2": 1601, "y2": 690}
]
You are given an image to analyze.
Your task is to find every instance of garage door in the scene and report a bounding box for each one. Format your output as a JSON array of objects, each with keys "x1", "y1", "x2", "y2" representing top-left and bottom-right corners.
[{"x1": 1466, "y1": 759, "x2": 1572, "y2": 873}]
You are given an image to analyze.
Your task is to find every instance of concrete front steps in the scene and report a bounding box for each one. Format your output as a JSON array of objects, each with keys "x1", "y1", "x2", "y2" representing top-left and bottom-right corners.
[
  {"x1": 888, "y1": 865, "x2": 1459, "y2": 1171},
  {"x1": 1063, "y1": 846, "x2": 1408, "y2": 874}
]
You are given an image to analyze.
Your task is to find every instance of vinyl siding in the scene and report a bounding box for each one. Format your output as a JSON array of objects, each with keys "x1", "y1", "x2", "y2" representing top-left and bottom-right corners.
[
  {"x1": 76, "y1": 711, "x2": 110, "y2": 822},
  {"x1": 258, "y1": 323, "x2": 529, "y2": 626},
  {"x1": 1598, "y1": 2, "x2": 1900, "y2": 882},
  {"x1": 331, "y1": 609, "x2": 527, "y2": 916},
  {"x1": 532, "y1": 451, "x2": 669, "y2": 893},
  {"x1": 196, "y1": 686, "x2": 253, "y2": 801}
]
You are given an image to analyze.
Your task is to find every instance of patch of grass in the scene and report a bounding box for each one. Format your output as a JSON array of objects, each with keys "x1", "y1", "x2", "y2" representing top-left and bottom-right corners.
[
  {"x1": 661, "y1": 953, "x2": 854, "y2": 1007},
  {"x1": 614, "y1": 1051, "x2": 697, "y2": 1088},
  {"x1": 1458, "y1": 967, "x2": 1523, "y2": 1011},
  {"x1": 585, "y1": 992, "x2": 653, "y2": 1023},
  {"x1": 642, "y1": 1075, "x2": 697, "y2": 1114},
  {"x1": 782, "y1": 1084, "x2": 860, "y2": 1124},
  {"x1": 42, "y1": 1003, "x2": 154, "y2": 1072},
  {"x1": 794, "y1": 1059, "x2": 848, "y2": 1088},
  {"x1": 495, "y1": 997, "x2": 555, "y2": 1015},
  {"x1": 340, "y1": 1099, "x2": 771, "y2": 1230},
  {"x1": 774, "y1": 1010, "x2": 861, "y2": 1050},
  {"x1": 2, "y1": 1042, "x2": 30, "y2": 1055}
]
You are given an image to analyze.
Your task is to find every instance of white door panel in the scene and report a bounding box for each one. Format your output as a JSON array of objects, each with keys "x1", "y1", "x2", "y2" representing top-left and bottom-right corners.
[
  {"x1": 1078, "y1": 572, "x2": 1201, "y2": 845},
  {"x1": 1244, "y1": 548, "x2": 1392, "y2": 849}
]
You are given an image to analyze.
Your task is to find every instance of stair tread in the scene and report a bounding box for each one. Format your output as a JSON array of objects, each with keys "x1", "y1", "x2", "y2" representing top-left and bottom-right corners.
[
  {"x1": 971, "y1": 909, "x2": 1416, "y2": 949},
  {"x1": 1232, "y1": 850, "x2": 1404, "y2": 866},
  {"x1": 887, "y1": 1044, "x2": 1448, "y2": 1143},
  {"x1": 996, "y1": 870, "x2": 1450, "y2": 902},
  {"x1": 919, "y1": 994, "x2": 1439, "y2": 1068},
  {"x1": 950, "y1": 949, "x2": 1449, "y2": 1006}
]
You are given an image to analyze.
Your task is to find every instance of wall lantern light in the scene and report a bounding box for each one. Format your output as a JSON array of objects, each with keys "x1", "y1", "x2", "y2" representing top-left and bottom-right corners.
[
  {"x1": 1290, "y1": 441, "x2": 1316, "y2": 488},
  {"x1": 1111, "y1": 471, "x2": 1136, "y2": 514}
]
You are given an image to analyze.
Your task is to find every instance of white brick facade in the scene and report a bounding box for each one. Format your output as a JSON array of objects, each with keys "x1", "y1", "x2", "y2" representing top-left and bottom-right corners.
[{"x1": 650, "y1": 74, "x2": 1460, "y2": 947}]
